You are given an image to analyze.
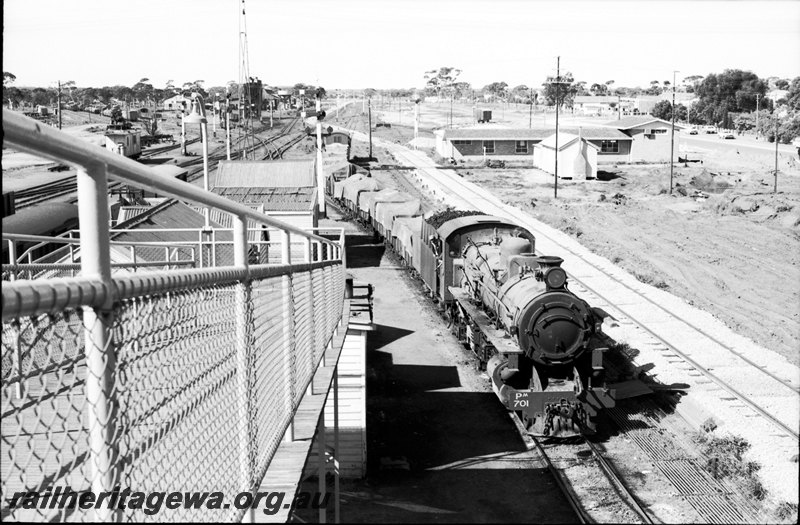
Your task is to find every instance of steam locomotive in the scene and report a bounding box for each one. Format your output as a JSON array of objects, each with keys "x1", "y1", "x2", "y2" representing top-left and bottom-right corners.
[{"x1": 333, "y1": 176, "x2": 616, "y2": 438}]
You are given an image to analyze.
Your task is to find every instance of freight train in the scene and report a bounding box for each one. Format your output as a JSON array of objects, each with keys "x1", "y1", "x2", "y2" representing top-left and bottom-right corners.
[{"x1": 331, "y1": 173, "x2": 616, "y2": 438}]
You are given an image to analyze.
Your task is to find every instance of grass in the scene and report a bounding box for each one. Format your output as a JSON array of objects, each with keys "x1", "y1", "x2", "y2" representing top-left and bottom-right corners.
[{"x1": 632, "y1": 271, "x2": 670, "y2": 290}]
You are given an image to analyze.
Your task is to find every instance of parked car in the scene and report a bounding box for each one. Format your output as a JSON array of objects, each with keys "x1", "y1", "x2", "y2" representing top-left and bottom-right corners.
[
  {"x1": 686, "y1": 127, "x2": 699, "y2": 135},
  {"x1": 703, "y1": 125, "x2": 716, "y2": 134},
  {"x1": 718, "y1": 130, "x2": 735, "y2": 139}
]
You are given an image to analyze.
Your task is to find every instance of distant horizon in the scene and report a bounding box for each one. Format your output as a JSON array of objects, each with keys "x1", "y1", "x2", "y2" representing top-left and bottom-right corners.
[
  {"x1": 4, "y1": 71, "x2": 793, "y2": 93},
  {"x1": 4, "y1": 0, "x2": 799, "y2": 90}
]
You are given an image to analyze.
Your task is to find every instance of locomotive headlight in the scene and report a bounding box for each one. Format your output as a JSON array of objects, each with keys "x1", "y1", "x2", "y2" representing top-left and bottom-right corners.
[{"x1": 545, "y1": 267, "x2": 567, "y2": 289}]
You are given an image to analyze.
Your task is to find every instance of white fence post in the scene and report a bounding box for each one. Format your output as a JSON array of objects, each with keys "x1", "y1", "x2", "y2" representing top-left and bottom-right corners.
[{"x1": 77, "y1": 161, "x2": 119, "y2": 522}]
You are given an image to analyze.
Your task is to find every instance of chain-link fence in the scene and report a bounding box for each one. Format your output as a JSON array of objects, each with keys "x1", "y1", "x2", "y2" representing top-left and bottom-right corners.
[{"x1": 2, "y1": 261, "x2": 344, "y2": 522}]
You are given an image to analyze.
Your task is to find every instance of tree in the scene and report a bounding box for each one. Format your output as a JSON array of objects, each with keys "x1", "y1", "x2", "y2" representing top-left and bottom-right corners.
[
  {"x1": 651, "y1": 100, "x2": 687, "y2": 121},
  {"x1": 785, "y1": 76, "x2": 800, "y2": 110},
  {"x1": 451, "y1": 81, "x2": 471, "y2": 99},
  {"x1": 775, "y1": 79, "x2": 789, "y2": 90},
  {"x1": 542, "y1": 72, "x2": 577, "y2": 108},
  {"x1": 482, "y1": 81, "x2": 508, "y2": 101},
  {"x1": 695, "y1": 69, "x2": 767, "y2": 126},
  {"x1": 3, "y1": 71, "x2": 18, "y2": 108},
  {"x1": 511, "y1": 84, "x2": 531, "y2": 102},
  {"x1": 646, "y1": 80, "x2": 661, "y2": 96},
  {"x1": 424, "y1": 67, "x2": 462, "y2": 99},
  {"x1": 590, "y1": 83, "x2": 608, "y2": 95}
]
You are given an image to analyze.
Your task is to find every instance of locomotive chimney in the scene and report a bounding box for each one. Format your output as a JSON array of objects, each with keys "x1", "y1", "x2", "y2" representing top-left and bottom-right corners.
[
  {"x1": 535, "y1": 256, "x2": 568, "y2": 289},
  {"x1": 534, "y1": 255, "x2": 564, "y2": 270}
]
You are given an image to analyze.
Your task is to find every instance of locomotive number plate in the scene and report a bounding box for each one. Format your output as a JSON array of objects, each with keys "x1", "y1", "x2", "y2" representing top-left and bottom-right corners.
[{"x1": 511, "y1": 392, "x2": 531, "y2": 409}]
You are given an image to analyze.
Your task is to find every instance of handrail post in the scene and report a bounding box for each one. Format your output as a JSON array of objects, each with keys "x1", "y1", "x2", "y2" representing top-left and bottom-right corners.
[
  {"x1": 339, "y1": 229, "x2": 346, "y2": 267},
  {"x1": 281, "y1": 230, "x2": 291, "y2": 265},
  {"x1": 281, "y1": 230, "x2": 296, "y2": 442},
  {"x1": 68, "y1": 230, "x2": 76, "y2": 277},
  {"x1": 233, "y1": 214, "x2": 253, "y2": 493},
  {"x1": 77, "y1": 161, "x2": 119, "y2": 522},
  {"x1": 8, "y1": 240, "x2": 17, "y2": 280},
  {"x1": 304, "y1": 238, "x2": 312, "y2": 264}
]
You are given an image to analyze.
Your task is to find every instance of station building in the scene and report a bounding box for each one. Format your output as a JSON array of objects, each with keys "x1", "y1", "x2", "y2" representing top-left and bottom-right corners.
[{"x1": 435, "y1": 126, "x2": 632, "y2": 164}]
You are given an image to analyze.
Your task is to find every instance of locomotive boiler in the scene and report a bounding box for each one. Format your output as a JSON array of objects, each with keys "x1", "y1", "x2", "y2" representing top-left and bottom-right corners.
[{"x1": 439, "y1": 216, "x2": 615, "y2": 437}]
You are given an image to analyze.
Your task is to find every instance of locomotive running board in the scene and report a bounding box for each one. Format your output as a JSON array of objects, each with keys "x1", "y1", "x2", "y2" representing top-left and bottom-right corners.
[{"x1": 449, "y1": 286, "x2": 523, "y2": 355}]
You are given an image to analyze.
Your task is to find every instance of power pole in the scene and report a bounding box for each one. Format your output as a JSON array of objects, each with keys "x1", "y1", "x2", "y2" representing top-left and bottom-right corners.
[
  {"x1": 529, "y1": 88, "x2": 533, "y2": 128},
  {"x1": 413, "y1": 97, "x2": 420, "y2": 150},
  {"x1": 449, "y1": 92, "x2": 453, "y2": 128},
  {"x1": 774, "y1": 112, "x2": 779, "y2": 193},
  {"x1": 368, "y1": 98, "x2": 373, "y2": 159},
  {"x1": 316, "y1": 96, "x2": 326, "y2": 217},
  {"x1": 669, "y1": 70, "x2": 678, "y2": 194},
  {"x1": 57, "y1": 81, "x2": 62, "y2": 130},
  {"x1": 755, "y1": 94, "x2": 760, "y2": 139},
  {"x1": 554, "y1": 56, "x2": 561, "y2": 198}
]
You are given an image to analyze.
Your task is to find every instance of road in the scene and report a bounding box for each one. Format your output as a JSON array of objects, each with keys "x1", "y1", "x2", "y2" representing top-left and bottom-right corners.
[{"x1": 680, "y1": 132, "x2": 798, "y2": 159}]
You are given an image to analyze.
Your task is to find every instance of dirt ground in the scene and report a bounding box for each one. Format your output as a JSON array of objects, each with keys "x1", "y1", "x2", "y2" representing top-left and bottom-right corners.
[
  {"x1": 457, "y1": 158, "x2": 800, "y2": 365},
  {"x1": 335, "y1": 102, "x2": 800, "y2": 366}
]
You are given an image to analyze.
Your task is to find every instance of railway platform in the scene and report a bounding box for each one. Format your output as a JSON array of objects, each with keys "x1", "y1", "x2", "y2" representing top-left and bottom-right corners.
[{"x1": 294, "y1": 204, "x2": 578, "y2": 523}]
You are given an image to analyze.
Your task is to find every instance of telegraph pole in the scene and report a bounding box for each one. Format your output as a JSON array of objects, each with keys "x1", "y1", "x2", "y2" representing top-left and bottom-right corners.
[
  {"x1": 774, "y1": 112, "x2": 779, "y2": 193},
  {"x1": 529, "y1": 88, "x2": 533, "y2": 128},
  {"x1": 368, "y1": 98, "x2": 373, "y2": 159},
  {"x1": 449, "y1": 92, "x2": 453, "y2": 128},
  {"x1": 554, "y1": 56, "x2": 561, "y2": 199},
  {"x1": 57, "y1": 81, "x2": 62, "y2": 130},
  {"x1": 669, "y1": 70, "x2": 678, "y2": 194},
  {"x1": 413, "y1": 96, "x2": 420, "y2": 150},
  {"x1": 755, "y1": 94, "x2": 760, "y2": 140}
]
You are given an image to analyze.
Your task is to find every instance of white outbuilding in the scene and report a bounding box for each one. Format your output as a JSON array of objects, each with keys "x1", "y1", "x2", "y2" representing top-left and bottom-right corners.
[{"x1": 533, "y1": 132, "x2": 599, "y2": 180}]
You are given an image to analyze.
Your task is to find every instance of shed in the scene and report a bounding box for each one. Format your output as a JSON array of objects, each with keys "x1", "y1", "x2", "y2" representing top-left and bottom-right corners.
[
  {"x1": 533, "y1": 132, "x2": 599, "y2": 180},
  {"x1": 215, "y1": 159, "x2": 316, "y2": 188},
  {"x1": 213, "y1": 159, "x2": 319, "y2": 232}
]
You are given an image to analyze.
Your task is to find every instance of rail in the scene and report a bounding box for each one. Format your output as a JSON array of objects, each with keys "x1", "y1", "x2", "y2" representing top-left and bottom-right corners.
[{"x1": 1, "y1": 110, "x2": 347, "y2": 522}]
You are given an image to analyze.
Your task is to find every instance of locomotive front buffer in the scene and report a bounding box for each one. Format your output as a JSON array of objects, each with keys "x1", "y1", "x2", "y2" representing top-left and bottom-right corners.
[{"x1": 488, "y1": 350, "x2": 616, "y2": 438}]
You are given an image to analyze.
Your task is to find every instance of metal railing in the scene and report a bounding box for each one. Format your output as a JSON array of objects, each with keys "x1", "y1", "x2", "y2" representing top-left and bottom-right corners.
[{"x1": 1, "y1": 110, "x2": 346, "y2": 522}]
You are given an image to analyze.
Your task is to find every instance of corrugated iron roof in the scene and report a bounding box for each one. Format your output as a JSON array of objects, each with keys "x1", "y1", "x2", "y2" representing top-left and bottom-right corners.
[
  {"x1": 604, "y1": 116, "x2": 675, "y2": 129},
  {"x1": 213, "y1": 186, "x2": 316, "y2": 211},
  {"x1": 444, "y1": 127, "x2": 630, "y2": 141},
  {"x1": 538, "y1": 133, "x2": 601, "y2": 151},
  {"x1": 444, "y1": 128, "x2": 554, "y2": 140},
  {"x1": 110, "y1": 200, "x2": 231, "y2": 262},
  {"x1": 560, "y1": 127, "x2": 631, "y2": 140},
  {"x1": 214, "y1": 159, "x2": 316, "y2": 188}
]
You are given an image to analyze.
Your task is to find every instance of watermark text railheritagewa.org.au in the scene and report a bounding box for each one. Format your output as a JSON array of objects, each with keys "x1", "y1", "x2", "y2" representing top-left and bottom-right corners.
[{"x1": 7, "y1": 487, "x2": 330, "y2": 516}]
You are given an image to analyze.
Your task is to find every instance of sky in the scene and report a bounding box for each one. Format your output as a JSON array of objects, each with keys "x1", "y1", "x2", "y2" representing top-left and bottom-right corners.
[{"x1": 3, "y1": 0, "x2": 800, "y2": 91}]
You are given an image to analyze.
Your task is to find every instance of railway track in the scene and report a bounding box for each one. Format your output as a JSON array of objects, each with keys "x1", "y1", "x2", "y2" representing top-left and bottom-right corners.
[
  {"x1": 11, "y1": 118, "x2": 305, "y2": 209},
  {"x1": 334, "y1": 127, "x2": 798, "y2": 507},
  {"x1": 526, "y1": 429, "x2": 654, "y2": 524},
  {"x1": 382, "y1": 145, "x2": 799, "y2": 442}
]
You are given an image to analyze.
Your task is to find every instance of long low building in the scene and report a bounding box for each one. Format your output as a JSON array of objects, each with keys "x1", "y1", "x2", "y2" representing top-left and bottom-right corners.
[{"x1": 435, "y1": 126, "x2": 634, "y2": 164}]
